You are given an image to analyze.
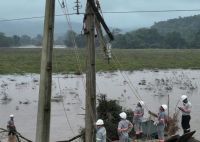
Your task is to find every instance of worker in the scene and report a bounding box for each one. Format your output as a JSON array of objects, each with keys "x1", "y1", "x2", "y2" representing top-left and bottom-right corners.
[
  {"x1": 7, "y1": 114, "x2": 16, "y2": 136},
  {"x1": 118, "y1": 112, "x2": 133, "y2": 142},
  {"x1": 96, "y1": 119, "x2": 106, "y2": 142},
  {"x1": 133, "y1": 100, "x2": 144, "y2": 139},
  {"x1": 178, "y1": 95, "x2": 192, "y2": 134},
  {"x1": 152, "y1": 104, "x2": 168, "y2": 142}
]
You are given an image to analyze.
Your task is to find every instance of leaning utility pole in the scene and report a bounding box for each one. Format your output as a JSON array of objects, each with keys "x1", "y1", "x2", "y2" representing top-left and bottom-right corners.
[
  {"x1": 35, "y1": 0, "x2": 55, "y2": 142},
  {"x1": 85, "y1": 0, "x2": 96, "y2": 141}
]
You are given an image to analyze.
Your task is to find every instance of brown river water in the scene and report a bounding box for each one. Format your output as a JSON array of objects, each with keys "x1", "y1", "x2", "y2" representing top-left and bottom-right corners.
[{"x1": 0, "y1": 70, "x2": 200, "y2": 141}]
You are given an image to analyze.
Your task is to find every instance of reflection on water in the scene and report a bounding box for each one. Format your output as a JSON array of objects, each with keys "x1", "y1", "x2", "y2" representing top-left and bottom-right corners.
[{"x1": 0, "y1": 69, "x2": 200, "y2": 141}]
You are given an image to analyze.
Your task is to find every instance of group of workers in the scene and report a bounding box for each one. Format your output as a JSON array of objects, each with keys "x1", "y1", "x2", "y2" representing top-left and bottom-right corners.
[
  {"x1": 5, "y1": 94, "x2": 192, "y2": 141},
  {"x1": 96, "y1": 95, "x2": 192, "y2": 142}
]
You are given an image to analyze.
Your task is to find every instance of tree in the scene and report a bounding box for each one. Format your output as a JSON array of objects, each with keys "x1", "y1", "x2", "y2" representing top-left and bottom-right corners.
[
  {"x1": 133, "y1": 28, "x2": 164, "y2": 48},
  {"x1": 32, "y1": 34, "x2": 43, "y2": 46},
  {"x1": 12, "y1": 35, "x2": 21, "y2": 46},
  {"x1": 191, "y1": 30, "x2": 200, "y2": 48},
  {"x1": 112, "y1": 28, "x2": 164, "y2": 49},
  {"x1": 112, "y1": 28, "x2": 122, "y2": 36},
  {"x1": 76, "y1": 34, "x2": 86, "y2": 48},
  {"x1": 20, "y1": 35, "x2": 32, "y2": 46},
  {"x1": 0, "y1": 32, "x2": 13, "y2": 47},
  {"x1": 97, "y1": 95, "x2": 133, "y2": 140},
  {"x1": 164, "y1": 32, "x2": 187, "y2": 48},
  {"x1": 64, "y1": 30, "x2": 77, "y2": 47}
]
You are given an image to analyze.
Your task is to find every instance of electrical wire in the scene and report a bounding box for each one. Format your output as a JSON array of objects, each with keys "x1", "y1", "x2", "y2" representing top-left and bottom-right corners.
[{"x1": 0, "y1": 8, "x2": 200, "y2": 22}]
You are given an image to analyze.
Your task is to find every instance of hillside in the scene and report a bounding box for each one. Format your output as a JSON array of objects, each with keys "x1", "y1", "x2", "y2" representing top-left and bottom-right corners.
[{"x1": 151, "y1": 15, "x2": 200, "y2": 42}]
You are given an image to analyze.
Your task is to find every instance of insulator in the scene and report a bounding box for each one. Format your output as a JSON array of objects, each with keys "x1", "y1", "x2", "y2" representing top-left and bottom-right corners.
[{"x1": 106, "y1": 43, "x2": 112, "y2": 59}]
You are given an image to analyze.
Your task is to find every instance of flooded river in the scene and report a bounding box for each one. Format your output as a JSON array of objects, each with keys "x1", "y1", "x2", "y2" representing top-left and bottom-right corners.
[{"x1": 0, "y1": 70, "x2": 200, "y2": 141}]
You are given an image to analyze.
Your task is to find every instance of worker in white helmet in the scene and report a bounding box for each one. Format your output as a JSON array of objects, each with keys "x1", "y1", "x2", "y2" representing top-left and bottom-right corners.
[
  {"x1": 7, "y1": 114, "x2": 16, "y2": 136},
  {"x1": 149, "y1": 105, "x2": 168, "y2": 142},
  {"x1": 133, "y1": 101, "x2": 144, "y2": 139},
  {"x1": 178, "y1": 95, "x2": 192, "y2": 134},
  {"x1": 155, "y1": 104, "x2": 168, "y2": 142},
  {"x1": 118, "y1": 112, "x2": 133, "y2": 142},
  {"x1": 96, "y1": 119, "x2": 106, "y2": 142}
]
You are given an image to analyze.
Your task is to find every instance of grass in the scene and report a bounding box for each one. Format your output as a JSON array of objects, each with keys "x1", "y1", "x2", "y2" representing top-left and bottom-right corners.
[{"x1": 0, "y1": 48, "x2": 200, "y2": 74}]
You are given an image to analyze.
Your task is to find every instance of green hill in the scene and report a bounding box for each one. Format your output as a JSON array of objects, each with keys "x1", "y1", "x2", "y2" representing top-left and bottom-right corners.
[{"x1": 151, "y1": 15, "x2": 200, "y2": 42}]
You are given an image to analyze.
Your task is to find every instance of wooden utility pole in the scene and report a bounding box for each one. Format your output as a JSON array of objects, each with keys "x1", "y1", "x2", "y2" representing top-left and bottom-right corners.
[
  {"x1": 85, "y1": 0, "x2": 96, "y2": 141},
  {"x1": 35, "y1": 0, "x2": 55, "y2": 141}
]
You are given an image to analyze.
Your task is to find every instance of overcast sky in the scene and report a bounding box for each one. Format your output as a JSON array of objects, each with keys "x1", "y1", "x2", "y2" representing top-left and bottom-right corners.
[{"x1": 0, "y1": 0, "x2": 200, "y2": 29}]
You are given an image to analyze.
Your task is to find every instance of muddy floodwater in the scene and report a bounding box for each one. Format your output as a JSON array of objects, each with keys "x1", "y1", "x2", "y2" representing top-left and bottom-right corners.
[{"x1": 0, "y1": 70, "x2": 200, "y2": 141}]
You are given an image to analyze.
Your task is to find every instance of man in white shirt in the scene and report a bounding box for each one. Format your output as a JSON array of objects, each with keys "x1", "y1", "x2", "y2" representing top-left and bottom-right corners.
[
  {"x1": 178, "y1": 95, "x2": 192, "y2": 134},
  {"x1": 133, "y1": 101, "x2": 144, "y2": 139},
  {"x1": 96, "y1": 119, "x2": 106, "y2": 142},
  {"x1": 118, "y1": 112, "x2": 133, "y2": 142}
]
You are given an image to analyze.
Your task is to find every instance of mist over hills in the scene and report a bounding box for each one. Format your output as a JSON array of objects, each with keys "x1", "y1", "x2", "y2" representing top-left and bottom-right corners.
[
  {"x1": 0, "y1": 20, "x2": 137, "y2": 38},
  {"x1": 1, "y1": 14, "x2": 200, "y2": 49},
  {"x1": 1, "y1": 14, "x2": 200, "y2": 40},
  {"x1": 0, "y1": 20, "x2": 83, "y2": 38}
]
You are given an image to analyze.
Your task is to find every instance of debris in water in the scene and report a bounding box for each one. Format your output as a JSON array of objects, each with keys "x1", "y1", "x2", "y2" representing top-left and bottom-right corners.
[
  {"x1": 8, "y1": 78, "x2": 16, "y2": 82},
  {"x1": 19, "y1": 99, "x2": 30, "y2": 105},
  {"x1": 1, "y1": 83, "x2": 8, "y2": 88},
  {"x1": 16, "y1": 106, "x2": 19, "y2": 110},
  {"x1": 32, "y1": 79, "x2": 38, "y2": 83},
  {"x1": 51, "y1": 95, "x2": 63, "y2": 102},
  {"x1": 0, "y1": 94, "x2": 12, "y2": 104},
  {"x1": 138, "y1": 79, "x2": 146, "y2": 85}
]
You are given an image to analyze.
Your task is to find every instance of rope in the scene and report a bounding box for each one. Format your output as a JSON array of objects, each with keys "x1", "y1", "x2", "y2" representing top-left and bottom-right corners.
[
  {"x1": 57, "y1": 0, "x2": 97, "y2": 141},
  {"x1": 111, "y1": 52, "x2": 150, "y2": 111},
  {"x1": 58, "y1": 0, "x2": 84, "y2": 104},
  {"x1": 93, "y1": 0, "x2": 150, "y2": 112},
  {"x1": 54, "y1": 2, "x2": 85, "y2": 136},
  {"x1": 53, "y1": 47, "x2": 76, "y2": 137},
  {"x1": 0, "y1": 128, "x2": 32, "y2": 142}
]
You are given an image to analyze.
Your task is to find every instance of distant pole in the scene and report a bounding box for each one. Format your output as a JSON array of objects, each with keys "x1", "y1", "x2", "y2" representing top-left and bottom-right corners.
[
  {"x1": 35, "y1": 0, "x2": 55, "y2": 141},
  {"x1": 85, "y1": 0, "x2": 96, "y2": 141}
]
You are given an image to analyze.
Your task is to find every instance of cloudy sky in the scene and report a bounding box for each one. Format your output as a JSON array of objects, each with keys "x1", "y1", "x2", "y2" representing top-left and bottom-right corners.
[{"x1": 0, "y1": 0, "x2": 200, "y2": 29}]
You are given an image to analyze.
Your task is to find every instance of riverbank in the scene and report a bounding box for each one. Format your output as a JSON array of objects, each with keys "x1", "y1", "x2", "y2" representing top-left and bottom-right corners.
[{"x1": 1, "y1": 48, "x2": 200, "y2": 74}]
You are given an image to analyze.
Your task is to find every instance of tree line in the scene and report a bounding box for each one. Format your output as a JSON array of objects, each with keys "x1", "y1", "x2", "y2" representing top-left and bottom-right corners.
[
  {"x1": 1, "y1": 27, "x2": 200, "y2": 48},
  {"x1": 0, "y1": 33, "x2": 42, "y2": 47}
]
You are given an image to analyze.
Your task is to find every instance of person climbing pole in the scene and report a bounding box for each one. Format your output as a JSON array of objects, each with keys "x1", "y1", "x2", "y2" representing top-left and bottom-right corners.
[
  {"x1": 133, "y1": 101, "x2": 144, "y2": 139},
  {"x1": 178, "y1": 95, "x2": 192, "y2": 134}
]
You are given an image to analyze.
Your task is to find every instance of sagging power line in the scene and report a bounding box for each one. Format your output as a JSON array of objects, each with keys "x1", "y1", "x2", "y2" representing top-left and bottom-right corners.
[{"x1": 0, "y1": 8, "x2": 200, "y2": 22}]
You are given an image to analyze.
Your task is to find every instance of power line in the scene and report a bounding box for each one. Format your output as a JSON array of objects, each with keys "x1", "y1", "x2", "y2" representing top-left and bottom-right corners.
[
  {"x1": 0, "y1": 9, "x2": 200, "y2": 22},
  {"x1": 103, "y1": 9, "x2": 200, "y2": 14},
  {"x1": 0, "y1": 14, "x2": 75, "y2": 22}
]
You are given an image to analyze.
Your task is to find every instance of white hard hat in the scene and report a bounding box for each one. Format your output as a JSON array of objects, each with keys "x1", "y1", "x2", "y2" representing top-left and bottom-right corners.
[
  {"x1": 10, "y1": 114, "x2": 14, "y2": 118},
  {"x1": 119, "y1": 112, "x2": 127, "y2": 119},
  {"x1": 139, "y1": 101, "x2": 144, "y2": 106},
  {"x1": 96, "y1": 119, "x2": 104, "y2": 125},
  {"x1": 181, "y1": 95, "x2": 187, "y2": 100},
  {"x1": 161, "y1": 104, "x2": 168, "y2": 110}
]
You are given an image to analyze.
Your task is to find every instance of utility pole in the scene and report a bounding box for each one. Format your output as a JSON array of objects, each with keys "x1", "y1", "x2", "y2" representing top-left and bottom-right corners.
[
  {"x1": 35, "y1": 0, "x2": 55, "y2": 142},
  {"x1": 85, "y1": 0, "x2": 96, "y2": 141}
]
